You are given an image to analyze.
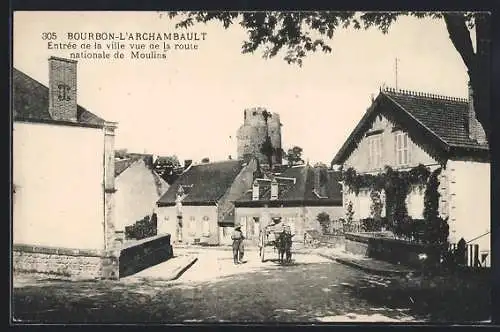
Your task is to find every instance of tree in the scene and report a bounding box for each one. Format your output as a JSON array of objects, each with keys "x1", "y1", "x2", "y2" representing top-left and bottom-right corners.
[
  {"x1": 316, "y1": 212, "x2": 331, "y2": 234},
  {"x1": 168, "y1": 11, "x2": 491, "y2": 144},
  {"x1": 259, "y1": 135, "x2": 274, "y2": 167},
  {"x1": 154, "y1": 155, "x2": 181, "y2": 185},
  {"x1": 286, "y1": 146, "x2": 304, "y2": 166},
  {"x1": 115, "y1": 149, "x2": 128, "y2": 159}
]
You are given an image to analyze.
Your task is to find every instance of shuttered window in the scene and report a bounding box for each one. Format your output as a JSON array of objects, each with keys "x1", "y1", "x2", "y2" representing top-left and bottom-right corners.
[{"x1": 395, "y1": 131, "x2": 410, "y2": 166}]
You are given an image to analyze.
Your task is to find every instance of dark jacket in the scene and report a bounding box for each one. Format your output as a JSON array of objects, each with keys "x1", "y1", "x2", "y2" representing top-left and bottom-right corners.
[{"x1": 231, "y1": 229, "x2": 244, "y2": 241}]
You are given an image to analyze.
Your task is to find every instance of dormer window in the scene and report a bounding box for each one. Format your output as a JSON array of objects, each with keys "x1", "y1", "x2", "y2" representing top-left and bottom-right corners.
[
  {"x1": 252, "y1": 180, "x2": 259, "y2": 201},
  {"x1": 270, "y1": 179, "x2": 278, "y2": 200}
]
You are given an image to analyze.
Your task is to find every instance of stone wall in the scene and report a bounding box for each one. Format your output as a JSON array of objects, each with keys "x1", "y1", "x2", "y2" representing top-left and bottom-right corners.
[
  {"x1": 344, "y1": 232, "x2": 445, "y2": 269},
  {"x1": 13, "y1": 244, "x2": 119, "y2": 280},
  {"x1": 119, "y1": 234, "x2": 173, "y2": 278}
]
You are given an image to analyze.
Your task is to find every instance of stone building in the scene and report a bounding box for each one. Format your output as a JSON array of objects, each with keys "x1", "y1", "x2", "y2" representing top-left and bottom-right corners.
[
  {"x1": 234, "y1": 164, "x2": 344, "y2": 244},
  {"x1": 237, "y1": 107, "x2": 282, "y2": 166},
  {"x1": 156, "y1": 158, "x2": 260, "y2": 246},
  {"x1": 332, "y1": 86, "x2": 490, "y2": 266},
  {"x1": 12, "y1": 57, "x2": 119, "y2": 279}
]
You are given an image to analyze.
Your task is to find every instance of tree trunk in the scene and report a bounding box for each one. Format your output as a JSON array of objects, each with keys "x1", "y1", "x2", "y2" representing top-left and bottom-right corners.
[{"x1": 444, "y1": 13, "x2": 491, "y2": 144}]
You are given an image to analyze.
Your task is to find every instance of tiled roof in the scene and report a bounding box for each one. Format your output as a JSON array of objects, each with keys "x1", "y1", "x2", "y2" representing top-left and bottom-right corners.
[
  {"x1": 12, "y1": 68, "x2": 105, "y2": 126},
  {"x1": 235, "y1": 165, "x2": 342, "y2": 206},
  {"x1": 156, "y1": 160, "x2": 244, "y2": 206},
  {"x1": 332, "y1": 88, "x2": 489, "y2": 165},
  {"x1": 383, "y1": 89, "x2": 488, "y2": 149}
]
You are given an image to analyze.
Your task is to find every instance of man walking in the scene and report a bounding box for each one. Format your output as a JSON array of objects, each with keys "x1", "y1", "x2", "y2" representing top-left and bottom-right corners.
[{"x1": 231, "y1": 226, "x2": 244, "y2": 264}]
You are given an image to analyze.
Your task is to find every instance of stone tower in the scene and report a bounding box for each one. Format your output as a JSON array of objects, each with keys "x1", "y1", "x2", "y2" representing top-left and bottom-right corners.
[{"x1": 237, "y1": 107, "x2": 282, "y2": 166}]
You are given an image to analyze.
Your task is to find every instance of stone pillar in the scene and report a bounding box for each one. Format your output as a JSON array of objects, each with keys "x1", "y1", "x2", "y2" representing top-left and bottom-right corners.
[{"x1": 103, "y1": 121, "x2": 118, "y2": 250}]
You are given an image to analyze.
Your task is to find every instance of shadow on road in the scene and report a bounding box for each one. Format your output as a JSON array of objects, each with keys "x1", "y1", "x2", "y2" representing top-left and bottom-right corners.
[{"x1": 12, "y1": 259, "x2": 491, "y2": 324}]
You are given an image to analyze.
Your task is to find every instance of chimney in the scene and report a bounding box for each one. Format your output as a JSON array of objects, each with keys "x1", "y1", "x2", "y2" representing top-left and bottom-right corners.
[
  {"x1": 48, "y1": 57, "x2": 78, "y2": 122},
  {"x1": 270, "y1": 178, "x2": 278, "y2": 200},
  {"x1": 314, "y1": 167, "x2": 321, "y2": 192},
  {"x1": 467, "y1": 82, "x2": 487, "y2": 144},
  {"x1": 252, "y1": 180, "x2": 259, "y2": 201}
]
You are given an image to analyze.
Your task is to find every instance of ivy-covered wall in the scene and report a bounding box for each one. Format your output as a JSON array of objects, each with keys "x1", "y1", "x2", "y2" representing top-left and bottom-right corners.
[{"x1": 342, "y1": 164, "x2": 450, "y2": 244}]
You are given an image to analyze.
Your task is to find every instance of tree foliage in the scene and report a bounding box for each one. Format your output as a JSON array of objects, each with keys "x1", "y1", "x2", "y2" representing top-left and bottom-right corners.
[
  {"x1": 154, "y1": 155, "x2": 181, "y2": 185},
  {"x1": 286, "y1": 146, "x2": 304, "y2": 166},
  {"x1": 316, "y1": 212, "x2": 331, "y2": 234},
  {"x1": 259, "y1": 135, "x2": 274, "y2": 167},
  {"x1": 168, "y1": 11, "x2": 491, "y2": 143}
]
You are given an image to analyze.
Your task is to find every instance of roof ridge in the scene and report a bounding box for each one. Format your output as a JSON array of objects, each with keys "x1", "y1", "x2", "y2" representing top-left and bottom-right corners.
[
  {"x1": 192, "y1": 159, "x2": 241, "y2": 167},
  {"x1": 381, "y1": 86, "x2": 468, "y2": 103}
]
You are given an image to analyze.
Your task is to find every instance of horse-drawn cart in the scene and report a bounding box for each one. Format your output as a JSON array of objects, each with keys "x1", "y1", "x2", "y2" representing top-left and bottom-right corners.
[{"x1": 258, "y1": 223, "x2": 293, "y2": 263}]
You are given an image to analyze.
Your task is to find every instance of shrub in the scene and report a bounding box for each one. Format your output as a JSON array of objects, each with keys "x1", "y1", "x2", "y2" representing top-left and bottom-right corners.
[
  {"x1": 316, "y1": 212, "x2": 331, "y2": 234},
  {"x1": 361, "y1": 217, "x2": 389, "y2": 232},
  {"x1": 125, "y1": 214, "x2": 158, "y2": 240}
]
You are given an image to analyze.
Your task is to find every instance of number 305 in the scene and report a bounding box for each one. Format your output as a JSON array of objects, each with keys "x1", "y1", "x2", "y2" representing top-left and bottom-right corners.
[{"x1": 41, "y1": 32, "x2": 57, "y2": 40}]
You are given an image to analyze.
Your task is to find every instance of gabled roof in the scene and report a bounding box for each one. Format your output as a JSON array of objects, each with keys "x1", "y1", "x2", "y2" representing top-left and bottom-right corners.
[
  {"x1": 332, "y1": 88, "x2": 489, "y2": 165},
  {"x1": 235, "y1": 165, "x2": 342, "y2": 207},
  {"x1": 12, "y1": 68, "x2": 105, "y2": 127},
  {"x1": 156, "y1": 160, "x2": 245, "y2": 207}
]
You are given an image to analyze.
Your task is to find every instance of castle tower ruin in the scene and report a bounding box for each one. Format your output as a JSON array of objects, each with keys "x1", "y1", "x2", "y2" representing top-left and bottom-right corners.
[{"x1": 237, "y1": 107, "x2": 282, "y2": 166}]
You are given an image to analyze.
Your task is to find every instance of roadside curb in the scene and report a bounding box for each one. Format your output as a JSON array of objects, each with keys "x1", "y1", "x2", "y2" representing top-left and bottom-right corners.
[
  {"x1": 318, "y1": 253, "x2": 415, "y2": 277},
  {"x1": 166, "y1": 255, "x2": 198, "y2": 280}
]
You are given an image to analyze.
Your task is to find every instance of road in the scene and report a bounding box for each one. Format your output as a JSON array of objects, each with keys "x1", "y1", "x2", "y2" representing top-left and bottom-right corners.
[{"x1": 13, "y1": 248, "x2": 422, "y2": 323}]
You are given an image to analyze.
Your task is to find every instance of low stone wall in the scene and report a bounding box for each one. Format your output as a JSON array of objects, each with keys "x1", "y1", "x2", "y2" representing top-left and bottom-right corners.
[
  {"x1": 345, "y1": 232, "x2": 445, "y2": 269},
  {"x1": 119, "y1": 233, "x2": 173, "y2": 278},
  {"x1": 13, "y1": 244, "x2": 119, "y2": 280}
]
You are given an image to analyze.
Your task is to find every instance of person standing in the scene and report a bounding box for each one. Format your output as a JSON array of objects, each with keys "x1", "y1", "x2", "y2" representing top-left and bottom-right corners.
[{"x1": 231, "y1": 226, "x2": 244, "y2": 264}]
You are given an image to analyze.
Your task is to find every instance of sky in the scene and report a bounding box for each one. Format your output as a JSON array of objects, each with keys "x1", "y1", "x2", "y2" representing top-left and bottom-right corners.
[{"x1": 13, "y1": 11, "x2": 473, "y2": 165}]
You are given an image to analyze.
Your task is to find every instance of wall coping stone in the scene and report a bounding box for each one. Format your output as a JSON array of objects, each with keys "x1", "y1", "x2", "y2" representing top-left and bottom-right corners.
[
  {"x1": 120, "y1": 233, "x2": 171, "y2": 251},
  {"x1": 344, "y1": 232, "x2": 446, "y2": 249}
]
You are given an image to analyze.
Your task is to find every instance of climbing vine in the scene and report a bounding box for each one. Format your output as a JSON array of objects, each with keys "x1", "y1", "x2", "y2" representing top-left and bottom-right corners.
[
  {"x1": 422, "y1": 168, "x2": 449, "y2": 245},
  {"x1": 342, "y1": 164, "x2": 448, "y2": 242}
]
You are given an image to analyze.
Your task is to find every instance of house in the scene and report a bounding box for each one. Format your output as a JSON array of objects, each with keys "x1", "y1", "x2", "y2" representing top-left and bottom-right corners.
[
  {"x1": 233, "y1": 164, "x2": 344, "y2": 244},
  {"x1": 12, "y1": 57, "x2": 119, "y2": 279},
  {"x1": 331, "y1": 86, "x2": 490, "y2": 264},
  {"x1": 156, "y1": 158, "x2": 259, "y2": 245},
  {"x1": 114, "y1": 157, "x2": 169, "y2": 237}
]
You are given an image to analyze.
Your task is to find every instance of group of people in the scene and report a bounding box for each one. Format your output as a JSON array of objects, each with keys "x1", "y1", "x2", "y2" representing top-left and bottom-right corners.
[{"x1": 231, "y1": 221, "x2": 294, "y2": 265}]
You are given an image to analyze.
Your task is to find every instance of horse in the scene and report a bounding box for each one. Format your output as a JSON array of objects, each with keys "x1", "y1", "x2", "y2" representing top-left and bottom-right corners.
[{"x1": 275, "y1": 231, "x2": 293, "y2": 264}]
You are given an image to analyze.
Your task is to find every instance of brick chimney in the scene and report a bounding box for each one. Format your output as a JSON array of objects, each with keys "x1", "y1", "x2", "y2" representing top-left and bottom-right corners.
[
  {"x1": 48, "y1": 57, "x2": 78, "y2": 122},
  {"x1": 467, "y1": 82, "x2": 487, "y2": 144}
]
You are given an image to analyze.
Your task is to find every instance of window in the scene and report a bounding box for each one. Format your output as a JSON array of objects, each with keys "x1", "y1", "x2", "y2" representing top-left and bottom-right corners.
[
  {"x1": 395, "y1": 131, "x2": 410, "y2": 166},
  {"x1": 368, "y1": 135, "x2": 382, "y2": 169},
  {"x1": 202, "y1": 219, "x2": 210, "y2": 237}
]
